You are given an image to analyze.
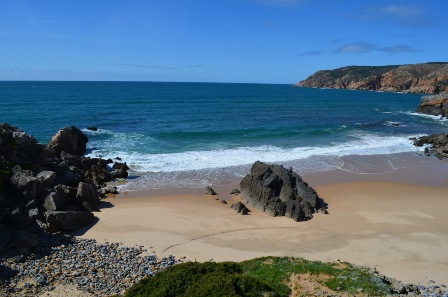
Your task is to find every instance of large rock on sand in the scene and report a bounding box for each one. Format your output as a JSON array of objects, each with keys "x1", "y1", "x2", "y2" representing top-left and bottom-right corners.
[{"x1": 240, "y1": 161, "x2": 327, "y2": 222}]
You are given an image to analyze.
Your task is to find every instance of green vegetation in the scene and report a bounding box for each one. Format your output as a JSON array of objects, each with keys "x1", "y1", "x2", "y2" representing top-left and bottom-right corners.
[
  {"x1": 326, "y1": 65, "x2": 399, "y2": 81},
  {"x1": 125, "y1": 262, "x2": 277, "y2": 297},
  {"x1": 125, "y1": 257, "x2": 392, "y2": 297}
]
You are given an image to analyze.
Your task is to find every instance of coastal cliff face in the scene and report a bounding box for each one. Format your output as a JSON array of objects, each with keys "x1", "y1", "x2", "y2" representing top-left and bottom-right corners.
[
  {"x1": 417, "y1": 94, "x2": 448, "y2": 118},
  {"x1": 297, "y1": 63, "x2": 448, "y2": 94}
]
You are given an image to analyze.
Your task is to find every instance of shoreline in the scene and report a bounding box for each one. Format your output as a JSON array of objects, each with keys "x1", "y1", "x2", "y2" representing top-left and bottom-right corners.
[{"x1": 78, "y1": 155, "x2": 448, "y2": 286}]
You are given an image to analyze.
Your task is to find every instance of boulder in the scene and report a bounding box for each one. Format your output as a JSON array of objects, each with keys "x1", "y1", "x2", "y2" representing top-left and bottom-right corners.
[
  {"x1": 44, "y1": 126, "x2": 88, "y2": 158},
  {"x1": 44, "y1": 211, "x2": 94, "y2": 231},
  {"x1": 36, "y1": 171, "x2": 56, "y2": 187},
  {"x1": 10, "y1": 171, "x2": 40, "y2": 202},
  {"x1": 110, "y1": 162, "x2": 129, "y2": 178},
  {"x1": 76, "y1": 182, "x2": 100, "y2": 211},
  {"x1": 0, "y1": 123, "x2": 44, "y2": 166},
  {"x1": 43, "y1": 192, "x2": 66, "y2": 212},
  {"x1": 230, "y1": 201, "x2": 249, "y2": 215},
  {"x1": 230, "y1": 189, "x2": 240, "y2": 195},
  {"x1": 240, "y1": 161, "x2": 326, "y2": 222},
  {"x1": 87, "y1": 126, "x2": 98, "y2": 131},
  {"x1": 205, "y1": 186, "x2": 218, "y2": 195}
]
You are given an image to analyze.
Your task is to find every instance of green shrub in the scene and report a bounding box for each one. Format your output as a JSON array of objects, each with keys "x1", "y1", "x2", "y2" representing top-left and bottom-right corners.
[{"x1": 125, "y1": 262, "x2": 277, "y2": 297}]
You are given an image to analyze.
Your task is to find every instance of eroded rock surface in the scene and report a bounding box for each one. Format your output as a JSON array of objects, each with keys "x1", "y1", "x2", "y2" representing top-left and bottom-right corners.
[{"x1": 240, "y1": 161, "x2": 327, "y2": 222}]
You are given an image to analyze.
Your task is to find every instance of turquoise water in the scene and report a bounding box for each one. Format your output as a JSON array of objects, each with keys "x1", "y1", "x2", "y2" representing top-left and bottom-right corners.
[{"x1": 1, "y1": 81, "x2": 446, "y2": 188}]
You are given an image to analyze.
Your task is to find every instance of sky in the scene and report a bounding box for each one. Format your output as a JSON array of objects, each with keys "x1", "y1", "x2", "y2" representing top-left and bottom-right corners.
[{"x1": 1, "y1": 0, "x2": 447, "y2": 84}]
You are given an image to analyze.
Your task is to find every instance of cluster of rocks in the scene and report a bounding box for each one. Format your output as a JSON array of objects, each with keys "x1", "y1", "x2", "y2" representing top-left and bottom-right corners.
[
  {"x1": 0, "y1": 228, "x2": 177, "y2": 296},
  {"x1": 359, "y1": 265, "x2": 448, "y2": 297},
  {"x1": 417, "y1": 94, "x2": 448, "y2": 118},
  {"x1": 412, "y1": 133, "x2": 448, "y2": 159},
  {"x1": 0, "y1": 123, "x2": 129, "y2": 234},
  {"x1": 240, "y1": 161, "x2": 327, "y2": 222}
]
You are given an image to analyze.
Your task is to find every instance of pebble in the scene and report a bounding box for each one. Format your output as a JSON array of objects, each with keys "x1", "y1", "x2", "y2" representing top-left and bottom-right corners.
[{"x1": 0, "y1": 231, "x2": 178, "y2": 297}]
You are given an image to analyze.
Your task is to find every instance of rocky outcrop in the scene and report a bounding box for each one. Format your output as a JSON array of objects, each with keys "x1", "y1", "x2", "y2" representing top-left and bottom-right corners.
[
  {"x1": 297, "y1": 63, "x2": 448, "y2": 94},
  {"x1": 44, "y1": 126, "x2": 88, "y2": 158},
  {"x1": 230, "y1": 201, "x2": 249, "y2": 215},
  {"x1": 240, "y1": 161, "x2": 327, "y2": 222},
  {"x1": 417, "y1": 94, "x2": 448, "y2": 118},
  {"x1": 0, "y1": 123, "x2": 129, "y2": 232},
  {"x1": 204, "y1": 186, "x2": 218, "y2": 195},
  {"x1": 412, "y1": 133, "x2": 448, "y2": 159}
]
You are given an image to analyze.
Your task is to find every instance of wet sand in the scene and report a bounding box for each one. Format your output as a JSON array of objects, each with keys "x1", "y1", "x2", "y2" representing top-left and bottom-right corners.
[{"x1": 78, "y1": 157, "x2": 448, "y2": 286}]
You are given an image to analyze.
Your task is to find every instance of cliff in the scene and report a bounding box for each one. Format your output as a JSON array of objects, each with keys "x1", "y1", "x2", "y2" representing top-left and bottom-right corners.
[
  {"x1": 296, "y1": 63, "x2": 448, "y2": 94},
  {"x1": 417, "y1": 94, "x2": 448, "y2": 117}
]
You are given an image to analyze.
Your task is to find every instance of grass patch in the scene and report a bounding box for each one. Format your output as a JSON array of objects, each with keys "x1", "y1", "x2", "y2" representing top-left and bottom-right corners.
[{"x1": 124, "y1": 257, "x2": 393, "y2": 297}]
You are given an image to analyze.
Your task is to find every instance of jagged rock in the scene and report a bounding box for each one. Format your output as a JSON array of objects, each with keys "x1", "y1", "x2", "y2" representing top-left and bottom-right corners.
[
  {"x1": 221, "y1": 200, "x2": 228, "y2": 205},
  {"x1": 417, "y1": 94, "x2": 448, "y2": 118},
  {"x1": 110, "y1": 162, "x2": 129, "y2": 178},
  {"x1": 230, "y1": 189, "x2": 240, "y2": 195},
  {"x1": 44, "y1": 126, "x2": 88, "y2": 158},
  {"x1": 231, "y1": 201, "x2": 249, "y2": 215},
  {"x1": 87, "y1": 126, "x2": 98, "y2": 131},
  {"x1": 205, "y1": 186, "x2": 217, "y2": 195},
  {"x1": 76, "y1": 182, "x2": 100, "y2": 211},
  {"x1": 0, "y1": 123, "x2": 128, "y2": 232},
  {"x1": 413, "y1": 133, "x2": 448, "y2": 159},
  {"x1": 240, "y1": 161, "x2": 326, "y2": 222},
  {"x1": 44, "y1": 211, "x2": 94, "y2": 231},
  {"x1": 36, "y1": 171, "x2": 56, "y2": 187},
  {"x1": 43, "y1": 192, "x2": 66, "y2": 212},
  {"x1": 0, "y1": 123, "x2": 44, "y2": 166},
  {"x1": 10, "y1": 171, "x2": 40, "y2": 202},
  {"x1": 60, "y1": 151, "x2": 82, "y2": 167}
]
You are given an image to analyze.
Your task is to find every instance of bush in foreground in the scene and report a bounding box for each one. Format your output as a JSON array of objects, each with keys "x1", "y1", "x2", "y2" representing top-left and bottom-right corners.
[
  {"x1": 125, "y1": 261, "x2": 277, "y2": 297},
  {"x1": 125, "y1": 257, "x2": 392, "y2": 297}
]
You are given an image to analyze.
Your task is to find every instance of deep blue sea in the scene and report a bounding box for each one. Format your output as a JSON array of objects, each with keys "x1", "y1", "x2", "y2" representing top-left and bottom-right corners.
[{"x1": 1, "y1": 81, "x2": 447, "y2": 189}]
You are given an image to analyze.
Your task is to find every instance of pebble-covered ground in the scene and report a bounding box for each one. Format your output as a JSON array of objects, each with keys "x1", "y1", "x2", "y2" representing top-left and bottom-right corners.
[{"x1": 0, "y1": 231, "x2": 178, "y2": 297}]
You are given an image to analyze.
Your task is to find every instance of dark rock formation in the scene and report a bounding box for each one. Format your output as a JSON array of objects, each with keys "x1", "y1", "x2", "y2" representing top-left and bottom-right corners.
[
  {"x1": 220, "y1": 200, "x2": 228, "y2": 205},
  {"x1": 417, "y1": 94, "x2": 448, "y2": 118},
  {"x1": 230, "y1": 188, "x2": 240, "y2": 195},
  {"x1": 240, "y1": 161, "x2": 326, "y2": 222},
  {"x1": 297, "y1": 63, "x2": 448, "y2": 94},
  {"x1": 230, "y1": 201, "x2": 249, "y2": 215},
  {"x1": 205, "y1": 186, "x2": 217, "y2": 195},
  {"x1": 0, "y1": 123, "x2": 129, "y2": 233},
  {"x1": 44, "y1": 126, "x2": 88, "y2": 158},
  {"x1": 412, "y1": 133, "x2": 448, "y2": 159},
  {"x1": 87, "y1": 126, "x2": 98, "y2": 131},
  {"x1": 44, "y1": 211, "x2": 94, "y2": 231}
]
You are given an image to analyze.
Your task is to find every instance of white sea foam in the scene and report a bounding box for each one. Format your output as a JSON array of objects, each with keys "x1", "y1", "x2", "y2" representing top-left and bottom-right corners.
[
  {"x1": 402, "y1": 111, "x2": 448, "y2": 122},
  {"x1": 87, "y1": 133, "x2": 418, "y2": 174}
]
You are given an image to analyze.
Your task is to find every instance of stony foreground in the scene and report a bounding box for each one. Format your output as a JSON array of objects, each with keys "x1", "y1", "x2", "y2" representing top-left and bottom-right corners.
[{"x1": 0, "y1": 230, "x2": 177, "y2": 296}]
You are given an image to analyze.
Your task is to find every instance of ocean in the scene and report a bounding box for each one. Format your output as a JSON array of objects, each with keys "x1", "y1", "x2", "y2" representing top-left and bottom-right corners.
[{"x1": 1, "y1": 81, "x2": 446, "y2": 189}]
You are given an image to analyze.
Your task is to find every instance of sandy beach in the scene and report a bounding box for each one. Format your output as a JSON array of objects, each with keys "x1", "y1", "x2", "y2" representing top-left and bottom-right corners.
[{"x1": 78, "y1": 157, "x2": 448, "y2": 286}]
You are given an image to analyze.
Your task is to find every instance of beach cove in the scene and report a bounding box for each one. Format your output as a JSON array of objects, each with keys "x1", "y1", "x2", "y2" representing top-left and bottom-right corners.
[{"x1": 79, "y1": 155, "x2": 448, "y2": 286}]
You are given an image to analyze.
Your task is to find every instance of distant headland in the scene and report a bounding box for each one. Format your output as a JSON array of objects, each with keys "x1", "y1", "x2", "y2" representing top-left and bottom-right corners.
[{"x1": 296, "y1": 62, "x2": 448, "y2": 94}]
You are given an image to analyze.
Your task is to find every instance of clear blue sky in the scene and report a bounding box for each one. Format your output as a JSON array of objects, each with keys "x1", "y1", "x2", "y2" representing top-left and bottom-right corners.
[{"x1": 1, "y1": 0, "x2": 447, "y2": 83}]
